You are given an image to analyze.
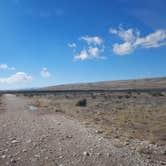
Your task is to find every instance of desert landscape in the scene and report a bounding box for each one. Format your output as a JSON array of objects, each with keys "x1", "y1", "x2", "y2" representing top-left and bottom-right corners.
[
  {"x1": 0, "y1": 0, "x2": 166, "y2": 165},
  {"x1": 0, "y1": 77, "x2": 166, "y2": 166}
]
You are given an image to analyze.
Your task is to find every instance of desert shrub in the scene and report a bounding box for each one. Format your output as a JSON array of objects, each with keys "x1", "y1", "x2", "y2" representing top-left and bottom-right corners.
[
  {"x1": 76, "y1": 99, "x2": 87, "y2": 107},
  {"x1": 124, "y1": 95, "x2": 130, "y2": 99},
  {"x1": 91, "y1": 94, "x2": 96, "y2": 99},
  {"x1": 117, "y1": 95, "x2": 123, "y2": 99},
  {"x1": 136, "y1": 91, "x2": 141, "y2": 95},
  {"x1": 149, "y1": 91, "x2": 164, "y2": 97}
]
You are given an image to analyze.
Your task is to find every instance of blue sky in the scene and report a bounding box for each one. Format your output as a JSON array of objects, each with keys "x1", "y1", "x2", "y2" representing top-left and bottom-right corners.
[{"x1": 0, "y1": 0, "x2": 166, "y2": 89}]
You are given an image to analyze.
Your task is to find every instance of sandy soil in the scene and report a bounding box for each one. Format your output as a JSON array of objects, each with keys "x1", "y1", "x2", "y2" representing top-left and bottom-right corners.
[{"x1": 0, "y1": 94, "x2": 163, "y2": 166}]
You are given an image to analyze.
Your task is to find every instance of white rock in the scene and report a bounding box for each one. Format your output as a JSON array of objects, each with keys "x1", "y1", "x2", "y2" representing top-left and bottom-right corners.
[
  {"x1": 106, "y1": 153, "x2": 111, "y2": 157},
  {"x1": 22, "y1": 149, "x2": 27, "y2": 152},
  {"x1": 1, "y1": 155, "x2": 6, "y2": 159},
  {"x1": 26, "y1": 139, "x2": 32, "y2": 144},
  {"x1": 34, "y1": 154, "x2": 40, "y2": 158},
  {"x1": 44, "y1": 156, "x2": 49, "y2": 160},
  {"x1": 83, "y1": 151, "x2": 90, "y2": 156},
  {"x1": 11, "y1": 140, "x2": 19, "y2": 144}
]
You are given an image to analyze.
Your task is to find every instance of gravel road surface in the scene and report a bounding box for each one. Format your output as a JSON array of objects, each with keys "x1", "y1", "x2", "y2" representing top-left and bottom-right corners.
[{"x1": 0, "y1": 94, "x2": 157, "y2": 166}]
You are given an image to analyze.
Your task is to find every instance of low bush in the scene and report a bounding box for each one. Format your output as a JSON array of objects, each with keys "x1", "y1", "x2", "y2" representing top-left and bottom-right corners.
[{"x1": 76, "y1": 99, "x2": 87, "y2": 107}]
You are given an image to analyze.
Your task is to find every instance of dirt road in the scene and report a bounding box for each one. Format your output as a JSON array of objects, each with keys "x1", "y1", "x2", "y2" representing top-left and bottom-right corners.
[{"x1": 0, "y1": 94, "x2": 155, "y2": 166}]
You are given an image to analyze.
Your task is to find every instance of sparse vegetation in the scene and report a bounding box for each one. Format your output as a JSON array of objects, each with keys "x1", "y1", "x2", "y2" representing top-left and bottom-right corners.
[
  {"x1": 26, "y1": 90, "x2": 166, "y2": 146},
  {"x1": 76, "y1": 99, "x2": 87, "y2": 107}
]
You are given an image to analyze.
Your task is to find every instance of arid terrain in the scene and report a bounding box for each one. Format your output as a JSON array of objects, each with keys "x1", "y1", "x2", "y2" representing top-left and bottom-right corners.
[
  {"x1": 0, "y1": 77, "x2": 166, "y2": 166},
  {"x1": 41, "y1": 77, "x2": 166, "y2": 90}
]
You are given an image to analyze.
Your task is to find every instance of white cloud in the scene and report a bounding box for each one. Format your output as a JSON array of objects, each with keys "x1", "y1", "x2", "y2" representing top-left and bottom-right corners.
[
  {"x1": 113, "y1": 42, "x2": 135, "y2": 55},
  {"x1": 110, "y1": 25, "x2": 140, "y2": 42},
  {"x1": 110, "y1": 25, "x2": 166, "y2": 55},
  {"x1": 40, "y1": 68, "x2": 51, "y2": 78},
  {"x1": 73, "y1": 35, "x2": 105, "y2": 61},
  {"x1": 135, "y1": 30, "x2": 166, "y2": 48},
  {"x1": 88, "y1": 47, "x2": 100, "y2": 56},
  {"x1": 74, "y1": 50, "x2": 89, "y2": 61},
  {"x1": 68, "y1": 43, "x2": 76, "y2": 48},
  {"x1": 0, "y1": 64, "x2": 15, "y2": 70},
  {"x1": 74, "y1": 46, "x2": 105, "y2": 60},
  {"x1": 0, "y1": 72, "x2": 33, "y2": 84},
  {"x1": 80, "y1": 36, "x2": 103, "y2": 45}
]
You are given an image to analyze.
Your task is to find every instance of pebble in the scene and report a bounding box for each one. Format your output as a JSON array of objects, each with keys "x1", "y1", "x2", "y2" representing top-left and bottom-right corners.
[
  {"x1": 44, "y1": 156, "x2": 49, "y2": 160},
  {"x1": 1, "y1": 155, "x2": 6, "y2": 159},
  {"x1": 66, "y1": 135, "x2": 72, "y2": 139},
  {"x1": 59, "y1": 156, "x2": 63, "y2": 159},
  {"x1": 83, "y1": 151, "x2": 90, "y2": 156},
  {"x1": 34, "y1": 154, "x2": 40, "y2": 158},
  {"x1": 10, "y1": 158, "x2": 17, "y2": 164},
  {"x1": 95, "y1": 130, "x2": 103, "y2": 134},
  {"x1": 11, "y1": 140, "x2": 19, "y2": 144},
  {"x1": 97, "y1": 152, "x2": 102, "y2": 156},
  {"x1": 26, "y1": 139, "x2": 32, "y2": 144},
  {"x1": 22, "y1": 149, "x2": 27, "y2": 153},
  {"x1": 106, "y1": 153, "x2": 111, "y2": 157}
]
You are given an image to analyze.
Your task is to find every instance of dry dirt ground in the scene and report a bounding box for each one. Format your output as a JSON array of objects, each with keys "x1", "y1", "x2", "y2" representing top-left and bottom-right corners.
[{"x1": 0, "y1": 94, "x2": 165, "y2": 166}]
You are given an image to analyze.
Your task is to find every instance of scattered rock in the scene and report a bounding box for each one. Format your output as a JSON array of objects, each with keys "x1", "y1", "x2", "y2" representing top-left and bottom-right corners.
[
  {"x1": 66, "y1": 135, "x2": 72, "y2": 139},
  {"x1": 160, "y1": 161, "x2": 166, "y2": 165},
  {"x1": 1, "y1": 155, "x2": 6, "y2": 159},
  {"x1": 10, "y1": 158, "x2": 17, "y2": 164},
  {"x1": 22, "y1": 149, "x2": 27, "y2": 153},
  {"x1": 44, "y1": 156, "x2": 49, "y2": 160},
  {"x1": 26, "y1": 139, "x2": 32, "y2": 144},
  {"x1": 97, "y1": 152, "x2": 102, "y2": 156},
  {"x1": 34, "y1": 154, "x2": 40, "y2": 158},
  {"x1": 95, "y1": 130, "x2": 103, "y2": 134},
  {"x1": 83, "y1": 151, "x2": 90, "y2": 156},
  {"x1": 106, "y1": 153, "x2": 111, "y2": 157},
  {"x1": 11, "y1": 139, "x2": 19, "y2": 144},
  {"x1": 162, "y1": 149, "x2": 166, "y2": 155}
]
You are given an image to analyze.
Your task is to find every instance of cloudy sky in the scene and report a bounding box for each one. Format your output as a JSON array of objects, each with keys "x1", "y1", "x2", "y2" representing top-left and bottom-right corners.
[{"x1": 0, "y1": 0, "x2": 166, "y2": 89}]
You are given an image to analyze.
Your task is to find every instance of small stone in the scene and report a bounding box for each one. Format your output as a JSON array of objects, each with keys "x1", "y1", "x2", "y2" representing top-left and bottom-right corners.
[
  {"x1": 160, "y1": 162, "x2": 166, "y2": 165},
  {"x1": 98, "y1": 137, "x2": 103, "y2": 141},
  {"x1": 11, "y1": 158, "x2": 17, "y2": 164},
  {"x1": 66, "y1": 135, "x2": 72, "y2": 139},
  {"x1": 34, "y1": 154, "x2": 40, "y2": 158},
  {"x1": 97, "y1": 152, "x2": 102, "y2": 156},
  {"x1": 162, "y1": 150, "x2": 166, "y2": 155},
  {"x1": 106, "y1": 153, "x2": 111, "y2": 157},
  {"x1": 124, "y1": 141, "x2": 130, "y2": 146},
  {"x1": 8, "y1": 155, "x2": 12, "y2": 158},
  {"x1": 4, "y1": 149, "x2": 8, "y2": 152},
  {"x1": 44, "y1": 156, "x2": 49, "y2": 160},
  {"x1": 1, "y1": 155, "x2": 6, "y2": 159},
  {"x1": 22, "y1": 149, "x2": 27, "y2": 153},
  {"x1": 83, "y1": 151, "x2": 90, "y2": 156},
  {"x1": 95, "y1": 130, "x2": 103, "y2": 134},
  {"x1": 11, "y1": 140, "x2": 19, "y2": 144},
  {"x1": 26, "y1": 139, "x2": 32, "y2": 144},
  {"x1": 17, "y1": 157, "x2": 21, "y2": 160},
  {"x1": 147, "y1": 155, "x2": 151, "y2": 159},
  {"x1": 5, "y1": 162, "x2": 9, "y2": 165}
]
